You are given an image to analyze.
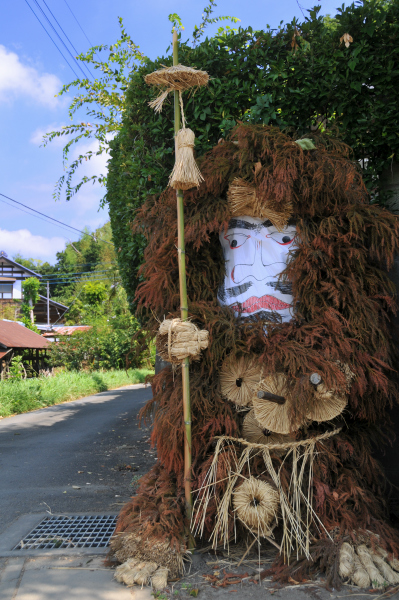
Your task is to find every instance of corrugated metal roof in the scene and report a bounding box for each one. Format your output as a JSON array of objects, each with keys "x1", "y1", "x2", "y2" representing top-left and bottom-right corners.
[
  {"x1": 0, "y1": 320, "x2": 50, "y2": 349},
  {"x1": 42, "y1": 326, "x2": 91, "y2": 337}
]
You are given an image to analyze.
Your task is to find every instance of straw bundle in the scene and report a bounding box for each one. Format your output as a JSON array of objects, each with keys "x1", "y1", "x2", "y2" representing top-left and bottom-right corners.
[
  {"x1": 377, "y1": 546, "x2": 399, "y2": 572},
  {"x1": 371, "y1": 554, "x2": 399, "y2": 585},
  {"x1": 227, "y1": 177, "x2": 292, "y2": 231},
  {"x1": 253, "y1": 374, "x2": 305, "y2": 434},
  {"x1": 151, "y1": 567, "x2": 169, "y2": 591},
  {"x1": 156, "y1": 318, "x2": 209, "y2": 364},
  {"x1": 114, "y1": 559, "x2": 158, "y2": 586},
  {"x1": 233, "y1": 477, "x2": 279, "y2": 536},
  {"x1": 242, "y1": 409, "x2": 293, "y2": 454},
  {"x1": 111, "y1": 532, "x2": 185, "y2": 578},
  {"x1": 357, "y1": 545, "x2": 386, "y2": 588},
  {"x1": 220, "y1": 354, "x2": 262, "y2": 408},
  {"x1": 351, "y1": 555, "x2": 370, "y2": 588},
  {"x1": 339, "y1": 542, "x2": 355, "y2": 578},
  {"x1": 169, "y1": 128, "x2": 204, "y2": 190}
]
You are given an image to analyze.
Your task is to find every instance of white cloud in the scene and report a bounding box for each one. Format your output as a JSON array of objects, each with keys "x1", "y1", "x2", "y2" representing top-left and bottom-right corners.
[
  {"x1": 30, "y1": 123, "x2": 68, "y2": 147},
  {"x1": 0, "y1": 45, "x2": 61, "y2": 108},
  {"x1": 0, "y1": 229, "x2": 65, "y2": 262}
]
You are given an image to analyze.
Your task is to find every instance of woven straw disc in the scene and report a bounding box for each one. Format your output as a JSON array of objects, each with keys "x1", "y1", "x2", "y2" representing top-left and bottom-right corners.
[
  {"x1": 307, "y1": 384, "x2": 347, "y2": 423},
  {"x1": 242, "y1": 410, "x2": 293, "y2": 453},
  {"x1": 220, "y1": 355, "x2": 262, "y2": 408},
  {"x1": 145, "y1": 64, "x2": 209, "y2": 91},
  {"x1": 233, "y1": 477, "x2": 279, "y2": 536},
  {"x1": 253, "y1": 374, "x2": 305, "y2": 434}
]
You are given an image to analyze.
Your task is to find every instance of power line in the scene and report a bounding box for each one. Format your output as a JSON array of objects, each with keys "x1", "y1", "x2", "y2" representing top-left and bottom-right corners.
[
  {"x1": 63, "y1": 0, "x2": 93, "y2": 48},
  {"x1": 31, "y1": 0, "x2": 88, "y2": 80},
  {"x1": 41, "y1": 0, "x2": 94, "y2": 80},
  {"x1": 42, "y1": 277, "x2": 121, "y2": 285},
  {"x1": 0, "y1": 193, "x2": 113, "y2": 246},
  {"x1": 24, "y1": 0, "x2": 80, "y2": 79},
  {"x1": 43, "y1": 269, "x2": 116, "y2": 278}
]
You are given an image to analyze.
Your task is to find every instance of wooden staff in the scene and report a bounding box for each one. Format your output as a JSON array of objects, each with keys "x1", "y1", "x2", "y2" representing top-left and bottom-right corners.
[{"x1": 173, "y1": 30, "x2": 192, "y2": 519}]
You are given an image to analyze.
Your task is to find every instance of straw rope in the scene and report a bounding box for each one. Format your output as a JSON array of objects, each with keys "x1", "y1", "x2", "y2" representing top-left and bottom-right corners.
[{"x1": 215, "y1": 428, "x2": 341, "y2": 451}]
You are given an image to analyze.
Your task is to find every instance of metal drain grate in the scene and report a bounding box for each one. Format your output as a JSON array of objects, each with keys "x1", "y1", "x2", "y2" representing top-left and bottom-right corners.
[{"x1": 13, "y1": 515, "x2": 117, "y2": 550}]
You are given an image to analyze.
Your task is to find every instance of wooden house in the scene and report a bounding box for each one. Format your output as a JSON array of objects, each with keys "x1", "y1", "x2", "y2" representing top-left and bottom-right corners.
[{"x1": 0, "y1": 320, "x2": 50, "y2": 379}]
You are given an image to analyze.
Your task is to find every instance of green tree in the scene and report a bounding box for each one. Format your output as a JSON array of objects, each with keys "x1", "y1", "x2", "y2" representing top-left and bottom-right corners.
[{"x1": 20, "y1": 278, "x2": 40, "y2": 332}]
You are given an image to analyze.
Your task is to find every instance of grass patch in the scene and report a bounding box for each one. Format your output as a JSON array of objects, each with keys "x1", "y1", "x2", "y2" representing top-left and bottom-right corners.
[{"x1": 0, "y1": 369, "x2": 153, "y2": 418}]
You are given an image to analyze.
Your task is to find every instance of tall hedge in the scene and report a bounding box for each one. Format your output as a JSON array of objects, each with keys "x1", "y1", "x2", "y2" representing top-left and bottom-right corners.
[{"x1": 106, "y1": 0, "x2": 399, "y2": 311}]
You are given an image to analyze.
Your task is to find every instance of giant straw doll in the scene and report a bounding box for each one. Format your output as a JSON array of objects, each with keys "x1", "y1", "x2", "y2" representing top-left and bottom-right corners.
[{"x1": 111, "y1": 124, "x2": 399, "y2": 591}]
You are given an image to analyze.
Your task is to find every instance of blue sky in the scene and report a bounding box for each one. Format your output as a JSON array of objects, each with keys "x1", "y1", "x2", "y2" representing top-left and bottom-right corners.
[{"x1": 0, "y1": 0, "x2": 345, "y2": 264}]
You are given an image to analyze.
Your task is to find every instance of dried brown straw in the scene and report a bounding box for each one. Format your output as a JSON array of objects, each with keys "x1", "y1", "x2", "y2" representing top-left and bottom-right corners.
[
  {"x1": 220, "y1": 354, "x2": 263, "y2": 408},
  {"x1": 253, "y1": 374, "x2": 306, "y2": 434},
  {"x1": 227, "y1": 177, "x2": 292, "y2": 231},
  {"x1": 169, "y1": 128, "x2": 204, "y2": 190},
  {"x1": 242, "y1": 409, "x2": 293, "y2": 455},
  {"x1": 156, "y1": 318, "x2": 208, "y2": 364},
  {"x1": 233, "y1": 477, "x2": 279, "y2": 536}
]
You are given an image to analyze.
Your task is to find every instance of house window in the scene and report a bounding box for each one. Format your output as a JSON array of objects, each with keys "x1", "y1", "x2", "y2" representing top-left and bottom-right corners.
[{"x1": 0, "y1": 283, "x2": 12, "y2": 299}]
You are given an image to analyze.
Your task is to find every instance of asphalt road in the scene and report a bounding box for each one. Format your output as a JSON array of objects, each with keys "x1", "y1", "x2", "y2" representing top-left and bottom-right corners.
[{"x1": 0, "y1": 384, "x2": 153, "y2": 535}]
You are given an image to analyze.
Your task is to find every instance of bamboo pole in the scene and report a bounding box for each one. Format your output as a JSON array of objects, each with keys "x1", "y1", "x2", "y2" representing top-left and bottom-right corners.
[{"x1": 173, "y1": 30, "x2": 192, "y2": 521}]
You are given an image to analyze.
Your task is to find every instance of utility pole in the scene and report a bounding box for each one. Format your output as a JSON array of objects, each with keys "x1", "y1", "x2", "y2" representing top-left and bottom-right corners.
[{"x1": 47, "y1": 281, "x2": 50, "y2": 329}]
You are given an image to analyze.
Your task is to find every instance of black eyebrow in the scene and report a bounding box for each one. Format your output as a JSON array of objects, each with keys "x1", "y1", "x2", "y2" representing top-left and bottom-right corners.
[
  {"x1": 228, "y1": 218, "x2": 273, "y2": 230},
  {"x1": 228, "y1": 218, "x2": 296, "y2": 230},
  {"x1": 218, "y1": 282, "x2": 253, "y2": 301},
  {"x1": 266, "y1": 281, "x2": 293, "y2": 295}
]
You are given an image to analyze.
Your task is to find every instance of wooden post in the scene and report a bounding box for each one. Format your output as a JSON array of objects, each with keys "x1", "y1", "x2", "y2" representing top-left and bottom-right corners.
[{"x1": 173, "y1": 29, "x2": 192, "y2": 522}]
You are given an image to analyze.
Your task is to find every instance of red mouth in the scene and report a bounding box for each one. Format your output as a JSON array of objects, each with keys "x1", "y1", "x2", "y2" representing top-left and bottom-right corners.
[{"x1": 231, "y1": 295, "x2": 291, "y2": 314}]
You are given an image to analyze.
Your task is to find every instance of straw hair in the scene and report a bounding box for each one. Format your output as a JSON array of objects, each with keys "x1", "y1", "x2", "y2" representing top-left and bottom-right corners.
[
  {"x1": 169, "y1": 128, "x2": 204, "y2": 190},
  {"x1": 242, "y1": 409, "x2": 293, "y2": 453},
  {"x1": 227, "y1": 177, "x2": 292, "y2": 231},
  {"x1": 220, "y1": 354, "x2": 262, "y2": 408},
  {"x1": 156, "y1": 318, "x2": 208, "y2": 364},
  {"x1": 233, "y1": 477, "x2": 279, "y2": 536},
  {"x1": 253, "y1": 374, "x2": 306, "y2": 434},
  {"x1": 151, "y1": 567, "x2": 169, "y2": 591},
  {"x1": 145, "y1": 64, "x2": 209, "y2": 91}
]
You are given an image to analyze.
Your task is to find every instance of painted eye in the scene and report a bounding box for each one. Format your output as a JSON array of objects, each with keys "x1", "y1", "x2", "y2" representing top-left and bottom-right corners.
[
  {"x1": 266, "y1": 231, "x2": 296, "y2": 245},
  {"x1": 224, "y1": 233, "x2": 250, "y2": 249},
  {"x1": 282, "y1": 236, "x2": 291, "y2": 243}
]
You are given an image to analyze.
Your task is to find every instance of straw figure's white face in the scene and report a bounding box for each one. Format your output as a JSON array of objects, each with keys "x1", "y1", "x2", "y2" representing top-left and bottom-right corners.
[{"x1": 218, "y1": 216, "x2": 296, "y2": 323}]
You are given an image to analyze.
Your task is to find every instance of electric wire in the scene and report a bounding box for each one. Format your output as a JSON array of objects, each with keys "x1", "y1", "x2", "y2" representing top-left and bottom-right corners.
[
  {"x1": 0, "y1": 193, "x2": 113, "y2": 246},
  {"x1": 62, "y1": 0, "x2": 94, "y2": 48},
  {"x1": 24, "y1": 0, "x2": 80, "y2": 79},
  {"x1": 41, "y1": 0, "x2": 94, "y2": 80},
  {"x1": 32, "y1": 0, "x2": 88, "y2": 80},
  {"x1": 42, "y1": 269, "x2": 116, "y2": 279}
]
